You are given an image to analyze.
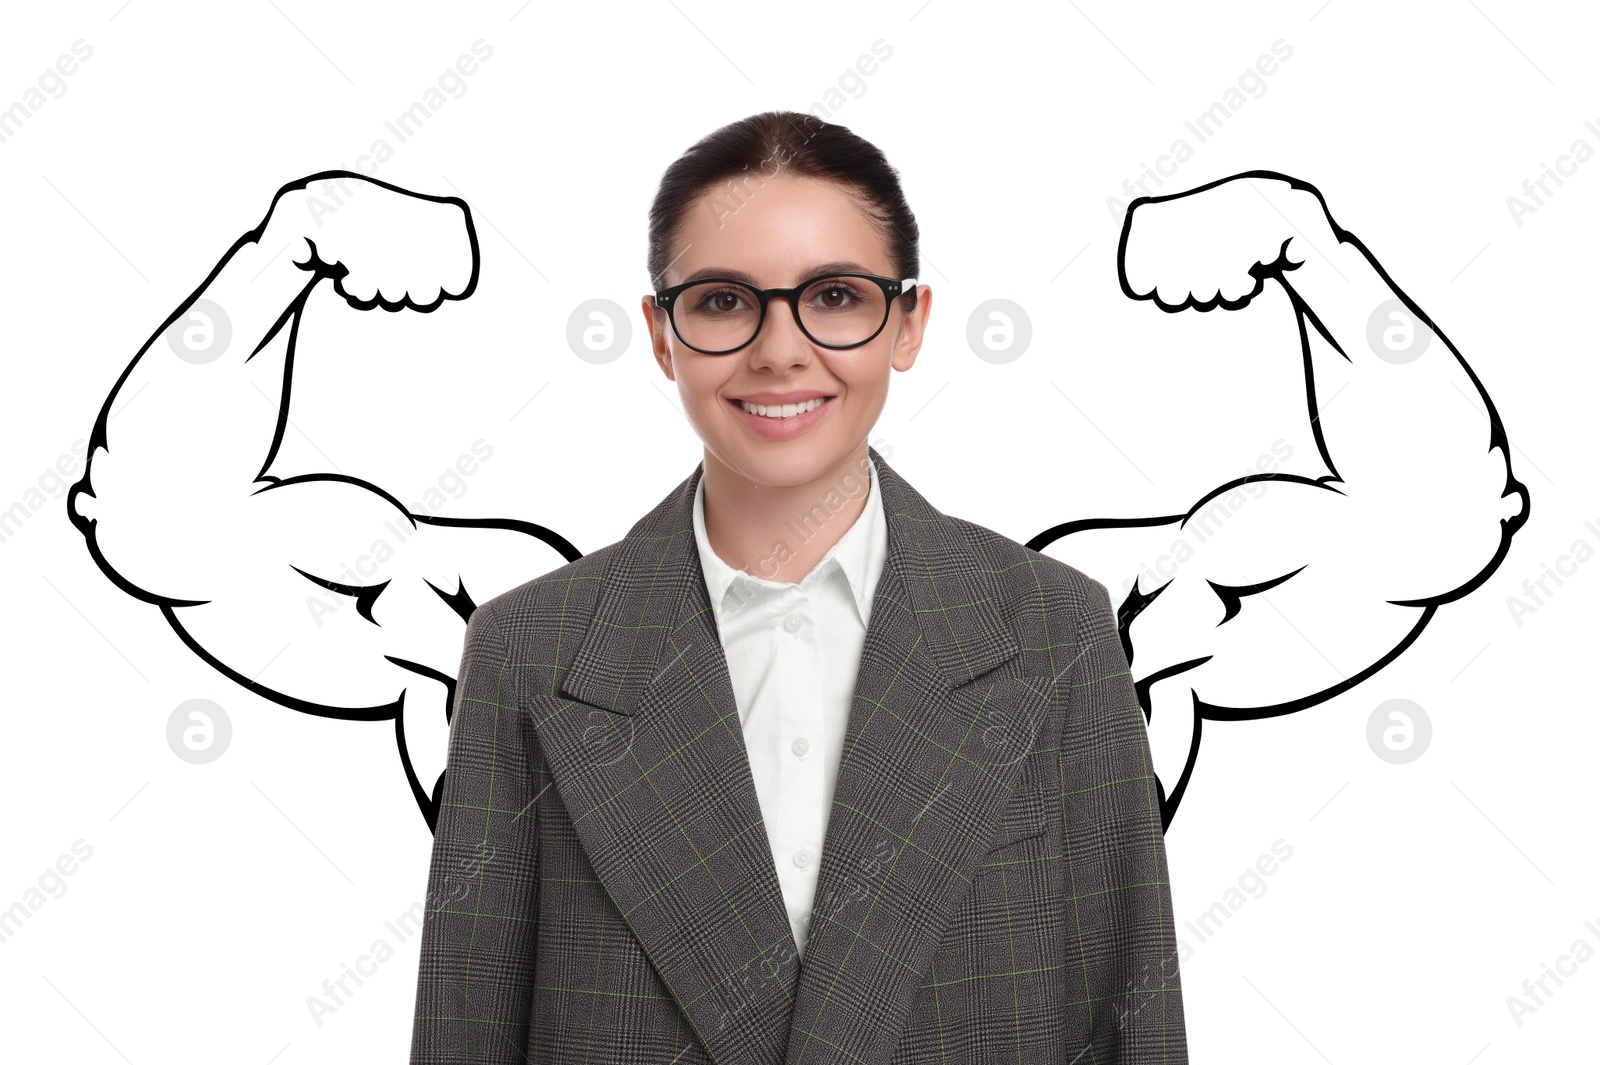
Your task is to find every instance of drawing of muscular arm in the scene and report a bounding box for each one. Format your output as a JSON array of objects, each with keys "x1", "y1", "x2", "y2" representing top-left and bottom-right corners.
[
  {"x1": 66, "y1": 172, "x2": 580, "y2": 831},
  {"x1": 1031, "y1": 172, "x2": 1530, "y2": 830}
]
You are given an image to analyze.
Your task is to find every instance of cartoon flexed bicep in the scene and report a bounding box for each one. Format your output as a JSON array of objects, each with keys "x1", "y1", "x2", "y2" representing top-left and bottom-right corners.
[
  {"x1": 1033, "y1": 171, "x2": 1530, "y2": 831},
  {"x1": 67, "y1": 173, "x2": 579, "y2": 831}
]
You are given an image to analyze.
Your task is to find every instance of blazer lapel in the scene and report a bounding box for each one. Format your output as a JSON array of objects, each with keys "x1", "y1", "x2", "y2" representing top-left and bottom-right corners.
[
  {"x1": 779, "y1": 449, "x2": 1055, "y2": 1065},
  {"x1": 541, "y1": 446, "x2": 1055, "y2": 1065},
  {"x1": 540, "y1": 459, "x2": 802, "y2": 1065}
]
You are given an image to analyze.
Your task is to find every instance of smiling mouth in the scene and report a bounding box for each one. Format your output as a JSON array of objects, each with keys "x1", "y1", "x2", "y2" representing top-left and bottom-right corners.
[{"x1": 727, "y1": 396, "x2": 835, "y2": 420}]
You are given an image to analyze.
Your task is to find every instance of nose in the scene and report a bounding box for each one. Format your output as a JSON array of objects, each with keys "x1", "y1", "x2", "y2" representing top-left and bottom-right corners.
[{"x1": 746, "y1": 295, "x2": 814, "y2": 371}]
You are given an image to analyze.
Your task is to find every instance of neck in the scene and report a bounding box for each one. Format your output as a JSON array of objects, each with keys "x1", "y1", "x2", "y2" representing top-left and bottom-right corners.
[{"x1": 700, "y1": 444, "x2": 874, "y2": 585}]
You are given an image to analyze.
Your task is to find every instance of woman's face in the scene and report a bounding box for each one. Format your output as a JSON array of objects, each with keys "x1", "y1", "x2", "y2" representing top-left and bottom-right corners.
[{"x1": 642, "y1": 174, "x2": 931, "y2": 490}]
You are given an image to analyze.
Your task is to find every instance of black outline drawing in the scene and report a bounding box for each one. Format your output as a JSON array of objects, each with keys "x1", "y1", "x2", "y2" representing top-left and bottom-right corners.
[
  {"x1": 1028, "y1": 170, "x2": 1530, "y2": 831},
  {"x1": 65, "y1": 169, "x2": 1527, "y2": 839},
  {"x1": 66, "y1": 172, "x2": 581, "y2": 832}
]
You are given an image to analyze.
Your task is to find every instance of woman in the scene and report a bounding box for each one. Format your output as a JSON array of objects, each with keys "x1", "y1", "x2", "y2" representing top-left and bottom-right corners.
[{"x1": 410, "y1": 111, "x2": 1189, "y2": 1064}]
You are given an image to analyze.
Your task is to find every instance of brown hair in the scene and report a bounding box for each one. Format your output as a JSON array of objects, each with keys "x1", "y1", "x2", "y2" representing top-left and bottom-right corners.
[{"x1": 646, "y1": 110, "x2": 920, "y2": 311}]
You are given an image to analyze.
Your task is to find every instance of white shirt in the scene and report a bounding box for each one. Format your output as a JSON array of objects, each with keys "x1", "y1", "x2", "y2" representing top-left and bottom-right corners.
[{"x1": 691, "y1": 456, "x2": 887, "y2": 959}]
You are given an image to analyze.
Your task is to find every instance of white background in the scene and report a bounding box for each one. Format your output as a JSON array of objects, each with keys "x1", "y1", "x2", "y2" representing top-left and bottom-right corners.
[{"x1": 2, "y1": 1, "x2": 1596, "y2": 1061}]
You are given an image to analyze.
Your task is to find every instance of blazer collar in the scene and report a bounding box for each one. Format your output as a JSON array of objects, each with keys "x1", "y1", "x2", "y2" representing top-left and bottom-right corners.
[{"x1": 539, "y1": 444, "x2": 1054, "y2": 1065}]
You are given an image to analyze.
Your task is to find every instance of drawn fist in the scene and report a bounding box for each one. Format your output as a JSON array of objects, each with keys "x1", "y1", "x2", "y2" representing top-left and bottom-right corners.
[
  {"x1": 1118, "y1": 171, "x2": 1339, "y2": 312},
  {"x1": 262, "y1": 171, "x2": 479, "y2": 312}
]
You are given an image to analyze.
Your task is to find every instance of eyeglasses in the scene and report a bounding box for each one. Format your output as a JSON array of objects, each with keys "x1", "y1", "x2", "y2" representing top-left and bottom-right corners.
[{"x1": 653, "y1": 272, "x2": 918, "y2": 355}]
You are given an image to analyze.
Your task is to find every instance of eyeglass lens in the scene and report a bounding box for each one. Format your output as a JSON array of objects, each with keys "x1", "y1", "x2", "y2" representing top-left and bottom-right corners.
[{"x1": 673, "y1": 276, "x2": 888, "y2": 352}]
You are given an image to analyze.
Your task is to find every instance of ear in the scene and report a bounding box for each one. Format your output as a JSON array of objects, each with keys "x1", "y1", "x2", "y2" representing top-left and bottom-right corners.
[
  {"x1": 891, "y1": 285, "x2": 932, "y2": 372},
  {"x1": 639, "y1": 295, "x2": 674, "y2": 381}
]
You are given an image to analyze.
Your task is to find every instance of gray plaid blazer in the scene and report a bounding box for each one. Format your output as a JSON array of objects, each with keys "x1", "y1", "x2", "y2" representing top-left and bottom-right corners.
[{"x1": 409, "y1": 445, "x2": 1188, "y2": 1064}]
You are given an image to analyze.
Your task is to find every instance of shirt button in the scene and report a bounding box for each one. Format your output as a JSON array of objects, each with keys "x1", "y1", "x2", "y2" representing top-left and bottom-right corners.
[
  {"x1": 793, "y1": 849, "x2": 812, "y2": 868},
  {"x1": 783, "y1": 614, "x2": 802, "y2": 633},
  {"x1": 791, "y1": 736, "x2": 810, "y2": 757}
]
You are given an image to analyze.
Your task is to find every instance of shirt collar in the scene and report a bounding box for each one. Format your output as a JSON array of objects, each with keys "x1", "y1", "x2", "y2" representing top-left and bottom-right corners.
[{"x1": 692, "y1": 454, "x2": 887, "y2": 628}]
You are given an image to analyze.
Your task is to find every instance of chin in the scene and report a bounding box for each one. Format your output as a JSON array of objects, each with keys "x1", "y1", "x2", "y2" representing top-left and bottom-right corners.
[{"x1": 723, "y1": 440, "x2": 858, "y2": 488}]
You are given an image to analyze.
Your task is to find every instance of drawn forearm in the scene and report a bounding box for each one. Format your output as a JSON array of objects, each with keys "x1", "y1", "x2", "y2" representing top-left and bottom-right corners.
[
  {"x1": 1273, "y1": 232, "x2": 1516, "y2": 497},
  {"x1": 79, "y1": 194, "x2": 324, "y2": 498}
]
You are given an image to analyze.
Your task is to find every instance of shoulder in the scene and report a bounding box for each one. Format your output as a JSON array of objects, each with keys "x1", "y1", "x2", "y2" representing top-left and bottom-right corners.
[
  {"x1": 942, "y1": 513, "x2": 1127, "y2": 691},
  {"x1": 945, "y1": 513, "x2": 1113, "y2": 625},
  {"x1": 457, "y1": 540, "x2": 626, "y2": 704},
  {"x1": 470, "y1": 539, "x2": 623, "y2": 640}
]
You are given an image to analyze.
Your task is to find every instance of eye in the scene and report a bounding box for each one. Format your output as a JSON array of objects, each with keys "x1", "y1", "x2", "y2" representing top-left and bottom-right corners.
[
  {"x1": 808, "y1": 280, "x2": 867, "y2": 311},
  {"x1": 694, "y1": 286, "x2": 750, "y2": 314}
]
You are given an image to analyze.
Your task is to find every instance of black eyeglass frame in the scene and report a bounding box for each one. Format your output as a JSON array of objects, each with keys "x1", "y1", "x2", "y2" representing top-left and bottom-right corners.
[{"x1": 652, "y1": 272, "x2": 919, "y2": 355}]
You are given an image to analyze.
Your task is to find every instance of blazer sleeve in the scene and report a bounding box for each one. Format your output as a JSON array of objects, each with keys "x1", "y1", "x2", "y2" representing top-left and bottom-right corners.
[
  {"x1": 410, "y1": 602, "x2": 540, "y2": 1065},
  {"x1": 1058, "y1": 576, "x2": 1189, "y2": 1063}
]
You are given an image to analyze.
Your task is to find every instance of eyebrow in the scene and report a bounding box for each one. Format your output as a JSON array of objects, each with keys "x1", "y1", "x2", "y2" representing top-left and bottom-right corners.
[{"x1": 679, "y1": 260, "x2": 879, "y2": 286}]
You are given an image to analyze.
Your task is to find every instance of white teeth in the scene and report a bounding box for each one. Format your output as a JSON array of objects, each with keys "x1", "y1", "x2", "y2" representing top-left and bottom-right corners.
[{"x1": 737, "y1": 397, "x2": 826, "y2": 419}]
